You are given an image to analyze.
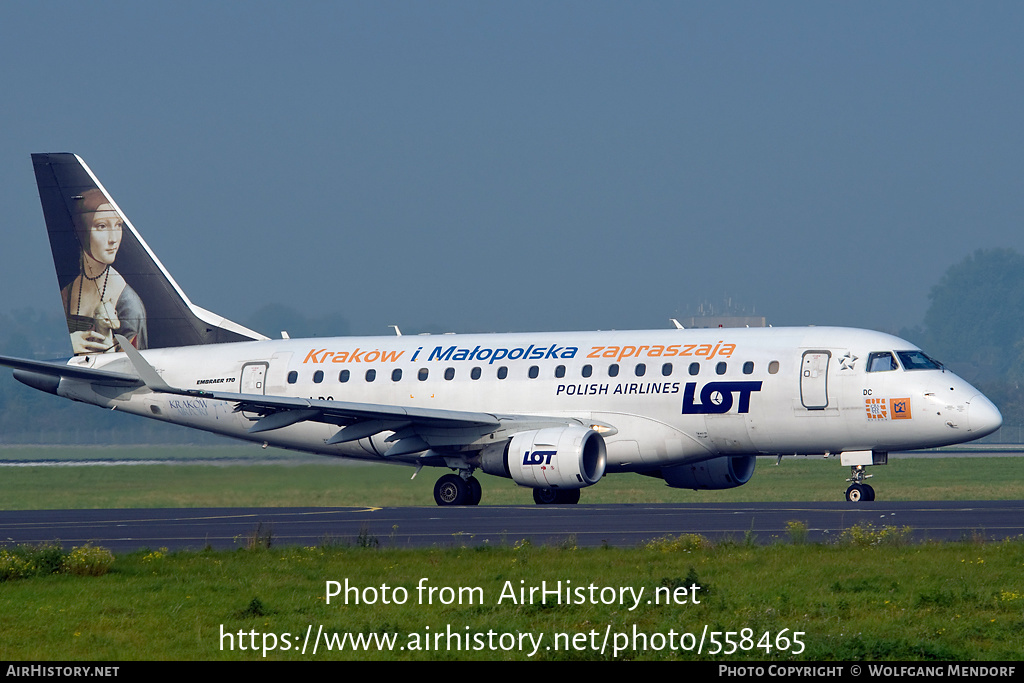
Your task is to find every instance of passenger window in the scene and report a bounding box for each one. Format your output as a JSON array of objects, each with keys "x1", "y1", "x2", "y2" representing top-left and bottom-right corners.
[
  {"x1": 608, "y1": 364, "x2": 619, "y2": 378},
  {"x1": 529, "y1": 365, "x2": 539, "y2": 379},
  {"x1": 497, "y1": 366, "x2": 508, "y2": 380},
  {"x1": 471, "y1": 367, "x2": 481, "y2": 380},
  {"x1": 418, "y1": 368, "x2": 429, "y2": 381},
  {"x1": 743, "y1": 361, "x2": 754, "y2": 375},
  {"x1": 716, "y1": 362, "x2": 727, "y2": 375},
  {"x1": 313, "y1": 370, "x2": 324, "y2": 383},
  {"x1": 339, "y1": 369, "x2": 350, "y2": 383},
  {"x1": 391, "y1": 369, "x2": 402, "y2": 382},
  {"x1": 555, "y1": 365, "x2": 566, "y2": 378},
  {"x1": 635, "y1": 363, "x2": 646, "y2": 377},
  {"x1": 582, "y1": 364, "x2": 593, "y2": 378},
  {"x1": 444, "y1": 367, "x2": 455, "y2": 381},
  {"x1": 768, "y1": 361, "x2": 779, "y2": 374},
  {"x1": 287, "y1": 371, "x2": 298, "y2": 384},
  {"x1": 688, "y1": 362, "x2": 700, "y2": 376},
  {"x1": 867, "y1": 352, "x2": 899, "y2": 372},
  {"x1": 365, "y1": 369, "x2": 376, "y2": 382},
  {"x1": 661, "y1": 363, "x2": 673, "y2": 377}
]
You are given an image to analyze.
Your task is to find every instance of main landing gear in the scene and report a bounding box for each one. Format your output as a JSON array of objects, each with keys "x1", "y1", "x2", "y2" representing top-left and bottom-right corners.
[
  {"x1": 431, "y1": 472, "x2": 583, "y2": 506},
  {"x1": 533, "y1": 488, "x2": 581, "y2": 505},
  {"x1": 433, "y1": 473, "x2": 482, "y2": 506},
  {"x1": 845, "y1": 465, "x2": 875, "y2": 502}
]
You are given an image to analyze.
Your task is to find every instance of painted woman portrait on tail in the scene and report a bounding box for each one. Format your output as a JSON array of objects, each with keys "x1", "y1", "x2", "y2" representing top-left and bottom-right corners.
[{"x1": 61, "y1": 188, "x2": 147, "y2": 354}]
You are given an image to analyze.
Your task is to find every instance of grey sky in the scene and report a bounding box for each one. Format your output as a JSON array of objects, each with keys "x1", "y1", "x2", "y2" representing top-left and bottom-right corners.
[{"x1": 2, "y1": 2, "x2": 1022, "y2": 339}]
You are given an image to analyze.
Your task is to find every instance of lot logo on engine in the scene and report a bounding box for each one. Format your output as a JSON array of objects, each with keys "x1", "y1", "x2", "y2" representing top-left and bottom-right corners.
[{"x1": 522, "y1": 450, "x2": 556, "y2": 466}]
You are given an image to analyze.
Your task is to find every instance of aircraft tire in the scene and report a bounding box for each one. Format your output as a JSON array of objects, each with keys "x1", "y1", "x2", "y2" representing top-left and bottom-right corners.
[
  {"x1": 533, "y1": 488, "x2": 558, "y2": 504},
  {"x1": 533, "y1": 488, "x2": 581, "y2": 505},
  {"x1": 846, "y1": 483, "x2": 869, "y2": 502},
  {"x1": 466, "y1": 476, "x2": 482, "y2": 505},
  {"x1": 559, "y1": 489, "x2": 581, "y2": 504},
  {"x1": 434, "y1": 474, "x2": 469, "y2": 506}
]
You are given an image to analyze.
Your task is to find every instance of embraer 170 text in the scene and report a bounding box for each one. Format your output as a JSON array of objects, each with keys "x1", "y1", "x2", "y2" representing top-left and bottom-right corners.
[{"x1": 0, "y1": 154, "x2": 1003, "y2": 505}]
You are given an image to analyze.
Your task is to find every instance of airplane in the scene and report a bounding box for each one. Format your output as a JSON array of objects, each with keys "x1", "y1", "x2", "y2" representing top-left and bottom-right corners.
[{"x1": 0, "y1": 153, "x2": 1003, "y2": 505}]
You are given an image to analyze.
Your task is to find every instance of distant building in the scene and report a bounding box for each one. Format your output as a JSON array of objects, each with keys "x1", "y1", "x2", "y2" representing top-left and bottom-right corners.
[{"x1": 677, "y1": 315, "x2": 767, "y2": 329}]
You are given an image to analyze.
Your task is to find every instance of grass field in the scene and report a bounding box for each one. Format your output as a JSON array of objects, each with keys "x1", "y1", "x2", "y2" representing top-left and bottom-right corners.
[
  {"x1": 1, "y1": 530, "x2": 1022, "y2": 660},
  {"x1": 1, "y1": 446, "x2": 1021, "y2": 661},
  {"x1": 0, "y1": 445, "x2": 1022, "y2": 508}
]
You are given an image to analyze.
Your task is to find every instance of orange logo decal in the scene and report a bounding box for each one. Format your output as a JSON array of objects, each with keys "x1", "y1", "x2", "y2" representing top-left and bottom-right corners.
[
  {"x1": 890, "y1": 398, "x2": 912, "y2": 419},
  {"x1": 865, "y1": 398, "x2": 888, "y2": 420}
]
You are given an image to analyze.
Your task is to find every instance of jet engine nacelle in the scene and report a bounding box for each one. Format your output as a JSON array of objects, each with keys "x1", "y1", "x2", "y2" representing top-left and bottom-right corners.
[
  {"x1": 480, "y1": 426, "x2": 607, "y2": 489},
  {"x1": 660, "y1": 455, "x2": 756, "y2": 490}
]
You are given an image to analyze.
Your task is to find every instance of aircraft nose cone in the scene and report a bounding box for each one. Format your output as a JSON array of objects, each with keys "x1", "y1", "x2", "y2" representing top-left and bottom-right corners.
[{"x1": 968, "y1": 394, "x2": 1002, "y2": 438}]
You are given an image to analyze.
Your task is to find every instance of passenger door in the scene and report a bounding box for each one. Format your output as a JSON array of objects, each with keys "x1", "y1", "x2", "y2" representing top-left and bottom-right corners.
[
  {"x1": 800, "y1": 350, "x2": 830, "y2": 410},
  {"x1": 239, "y1": 362, "x2": 268, "y2": 419}
]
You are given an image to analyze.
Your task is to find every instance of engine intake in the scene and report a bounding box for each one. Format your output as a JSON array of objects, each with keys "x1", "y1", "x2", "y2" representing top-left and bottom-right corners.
[
  {"x1": 660, "y1": 455, "x2": 756, "y2": 490},
  {"x1": 480, "y1": 426, "x2": 607, "y2": 489}
]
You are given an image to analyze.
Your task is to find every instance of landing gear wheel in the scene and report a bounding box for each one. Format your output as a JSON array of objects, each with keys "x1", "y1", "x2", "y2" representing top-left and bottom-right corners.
[
  {"x1": 466, "y1": 476, "x2": 482, "y2": 506},
  {"x1": 533, "y1": 488, "x2": 581, "y2": 505},
  {"x1": 845, "y1": 464, "x2": 876, "y2": 502},
  {"x1": 533, "y1": 488, "x2": 558, "y2": 504},
  {"x1": 845, "y1": 483, "x2": 874, "y2": 502},
  {"x1": 559, "y1": 489, "x2": 581, "y2": 504},
  {"x1": 434, "y1": 474, "x2": 469, "y2": 506}
]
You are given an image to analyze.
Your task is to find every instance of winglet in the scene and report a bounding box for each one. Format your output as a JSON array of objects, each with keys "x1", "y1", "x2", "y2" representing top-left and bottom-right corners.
[{"x1": 114, "y1": 334, "x2": 174, "y2": 392}]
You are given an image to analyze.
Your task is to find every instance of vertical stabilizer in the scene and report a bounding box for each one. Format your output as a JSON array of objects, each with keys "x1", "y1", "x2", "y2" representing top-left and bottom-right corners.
[{"x1": 32, "y1": 153, "x2": 268, "y2": 355}]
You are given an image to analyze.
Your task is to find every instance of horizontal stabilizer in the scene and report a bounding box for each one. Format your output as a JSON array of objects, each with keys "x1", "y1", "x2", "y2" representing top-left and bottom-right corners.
[
  {"x1": 0, "y1": 354, "x2": 140, "y2": 387},
  {"x1": 114, "y1": 335, "x2": 171, "y2": 391}
]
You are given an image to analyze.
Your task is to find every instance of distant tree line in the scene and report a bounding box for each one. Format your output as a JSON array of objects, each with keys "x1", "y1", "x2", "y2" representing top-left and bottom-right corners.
[{"x1": 899, "y1": 248, "x2": 1024, "y2": 428}]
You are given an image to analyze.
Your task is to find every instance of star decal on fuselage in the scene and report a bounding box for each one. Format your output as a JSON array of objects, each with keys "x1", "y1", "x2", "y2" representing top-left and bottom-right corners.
[{"x1": 839, "y1": 352, "x2": 858, "y2": 371}]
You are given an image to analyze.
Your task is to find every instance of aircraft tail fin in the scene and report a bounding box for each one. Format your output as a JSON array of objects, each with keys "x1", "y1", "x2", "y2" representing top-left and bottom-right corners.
[{"x1": 32, "y1": 153, "x2": 268, "y2": 356}]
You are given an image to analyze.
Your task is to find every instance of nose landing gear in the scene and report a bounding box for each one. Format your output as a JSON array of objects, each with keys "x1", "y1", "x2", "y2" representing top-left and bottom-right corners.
[{"x1": 845, "y1": 465, "x2": 875, "y2": 502}]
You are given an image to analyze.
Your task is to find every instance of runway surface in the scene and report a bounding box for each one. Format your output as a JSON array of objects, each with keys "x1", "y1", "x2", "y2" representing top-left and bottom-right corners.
[{"x1": 1, "y1": 501, "x2": 1022, "y2": 552}]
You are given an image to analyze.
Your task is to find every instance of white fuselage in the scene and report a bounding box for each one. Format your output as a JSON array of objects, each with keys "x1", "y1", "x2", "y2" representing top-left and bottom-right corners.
[{"x1": 59, "y1": 325, "x2": 1001, "y2": 473}]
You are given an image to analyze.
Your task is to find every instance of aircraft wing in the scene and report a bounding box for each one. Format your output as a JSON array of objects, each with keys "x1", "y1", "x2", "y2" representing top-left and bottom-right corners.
[
  {"x1": 114, "y1": 336, "x2": 601, "y2": 457},
  {"x1": 177, "y1": 387, "x2": 510, "y2": 454}
]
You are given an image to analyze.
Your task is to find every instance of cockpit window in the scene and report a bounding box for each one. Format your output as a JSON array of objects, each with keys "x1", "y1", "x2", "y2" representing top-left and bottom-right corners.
[
  {"x1": 896, "y1": 350, "x2": 942, "y2": 370},
  {"x1": 867, "y1": 351, "x2": 899, "y2": 372}
]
